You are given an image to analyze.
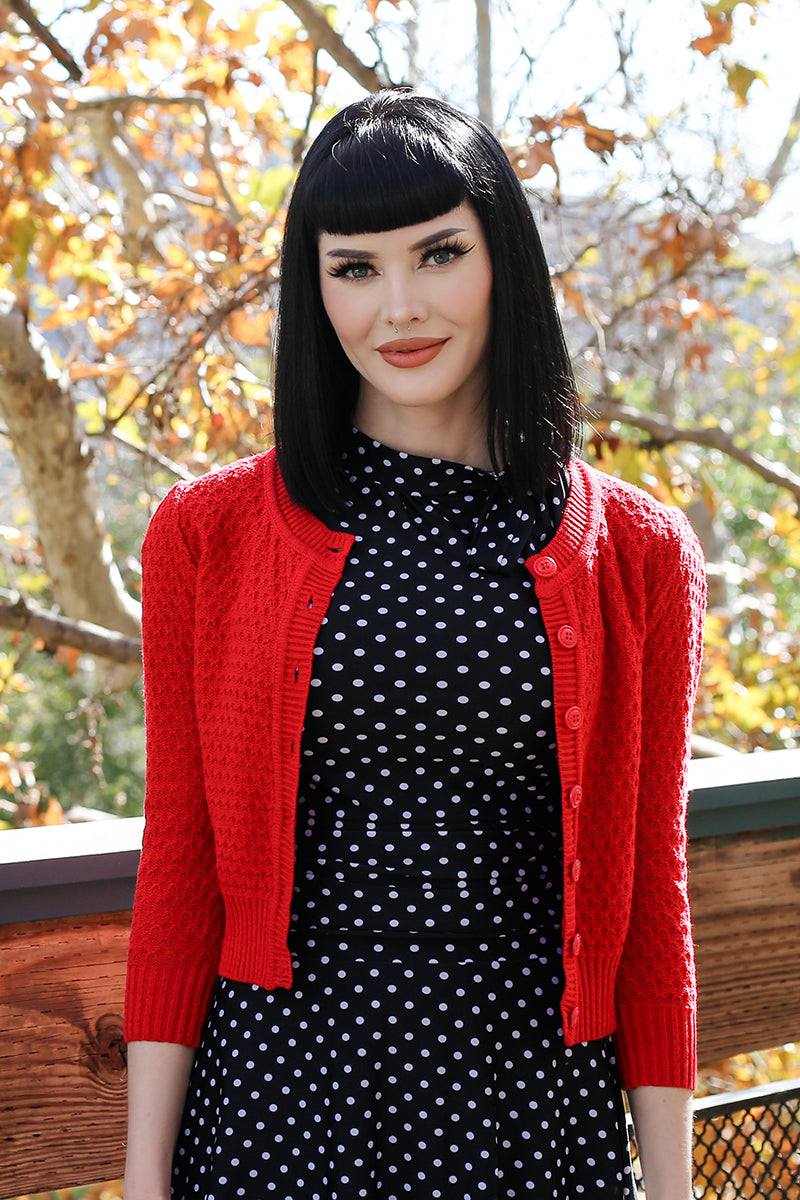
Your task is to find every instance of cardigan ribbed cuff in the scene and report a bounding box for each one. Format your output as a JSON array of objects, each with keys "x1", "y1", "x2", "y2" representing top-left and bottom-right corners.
[
  {"x1": 125, "y1": 958, "x2": 219, "y2": 1047},
  {"x1": 614, "y1": 1000, "x2": 697, "y2": 1090}
]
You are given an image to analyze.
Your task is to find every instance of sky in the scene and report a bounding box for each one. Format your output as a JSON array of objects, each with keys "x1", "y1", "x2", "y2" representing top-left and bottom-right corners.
[
  {"x1": 33, "y1": 0, "x2": 800, "y2": 245},
  {"x1": 325, "y1": 0, "x2": 800, "y2": 246}
]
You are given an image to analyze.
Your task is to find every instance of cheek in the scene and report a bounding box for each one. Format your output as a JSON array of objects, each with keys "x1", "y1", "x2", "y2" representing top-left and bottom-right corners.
[
  {"x1": 460, "y1": 279, "x2": 493, "y2": 341},
  {"x1": 320, "y1": 280, "x2": 368, "y2": 346}
]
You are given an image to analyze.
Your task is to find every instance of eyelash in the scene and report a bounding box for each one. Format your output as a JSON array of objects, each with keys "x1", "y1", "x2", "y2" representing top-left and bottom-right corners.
[{"x1": 326, "y1": 238, "x2": 474, "y2": 280}]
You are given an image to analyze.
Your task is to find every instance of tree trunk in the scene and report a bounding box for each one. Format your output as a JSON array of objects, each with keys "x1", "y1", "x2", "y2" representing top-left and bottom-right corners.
[
  {"x1": 476, "y1": 0, "x2": 493, "y2": 128},
  {"x1": 0, "y1": 292, "x2": 142, "y2": 658}
]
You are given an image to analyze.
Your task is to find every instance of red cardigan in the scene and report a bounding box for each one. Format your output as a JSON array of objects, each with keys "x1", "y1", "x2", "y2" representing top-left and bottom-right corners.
[{"x1": 125, "y1": 450, "x2": 707, "y2": 1090}]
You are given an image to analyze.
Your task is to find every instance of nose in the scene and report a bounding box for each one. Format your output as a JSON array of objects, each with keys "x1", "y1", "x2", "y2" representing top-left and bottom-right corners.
[{"x1": 381, "y1": 271, "x2": 428, "y2": 331}]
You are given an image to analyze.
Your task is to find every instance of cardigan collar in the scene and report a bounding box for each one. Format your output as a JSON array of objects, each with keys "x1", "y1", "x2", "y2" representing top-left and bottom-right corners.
[
  {"x1": 264, "y1": 446, "x2": 601, "y2": 585},
  {"x1": 525, "y1": 460, "x2": 602, "y2": 592}
]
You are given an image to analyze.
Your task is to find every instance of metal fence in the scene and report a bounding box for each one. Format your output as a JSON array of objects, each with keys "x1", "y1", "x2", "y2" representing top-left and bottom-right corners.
[{"x1": 629, "y1": 1079, "x2": 800, "y2": 1198}]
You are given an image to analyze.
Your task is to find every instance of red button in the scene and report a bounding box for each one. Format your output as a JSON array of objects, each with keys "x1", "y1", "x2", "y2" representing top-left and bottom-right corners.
[
  {"x1": 571, "y1": 859, "x2": 582, "y2": 882},
  {"x1": 533, "y1": 556, "x2": 557, "y2": 578},
  {"x1": 573, "y1": 933, "x2": 583, "y2": 956},
  {"x1": 557, "y1": 625, "x2": 577, "y2": 649},
  {"x1": 568, "y1": 785, "x2": 583, "y2": 809},
  {"x1": 569, "y1": 1006, "x2": 580, "y2": 1028},
  {"x1": 565, "y1": 706, "x2": 583, "y2": 730}
]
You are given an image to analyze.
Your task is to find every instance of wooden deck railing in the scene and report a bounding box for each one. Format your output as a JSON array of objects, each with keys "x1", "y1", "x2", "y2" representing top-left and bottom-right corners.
[{"x1": 1, "y1": 749, "x2": 799, "y2": 1197}]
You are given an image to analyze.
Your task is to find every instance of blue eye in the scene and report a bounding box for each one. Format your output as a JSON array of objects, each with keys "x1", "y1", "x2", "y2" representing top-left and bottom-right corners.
[
  {"x1": 328, "y1": 260, "x2": 373, "y2": 280},
  {"x1": 422, "y1": 239, "x2": 473, "y2": 267}
]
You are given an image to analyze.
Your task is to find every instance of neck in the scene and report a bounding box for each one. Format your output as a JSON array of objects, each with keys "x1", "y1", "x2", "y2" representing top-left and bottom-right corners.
[{"x1": 353, "y1": 401, "x2": 495, "y2": 471}]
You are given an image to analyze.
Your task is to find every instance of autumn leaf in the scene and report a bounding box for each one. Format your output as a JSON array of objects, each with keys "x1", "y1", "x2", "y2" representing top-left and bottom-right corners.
[
  {"x1": 726, "y1": 61, "x2": 767, "y2": 105},
  {"x1": 275, "y1": 35, "x2": 317, "y2": 91},
  {"x1": 690, "y1": 9, "x2": 733, "y2": 56},
  {"x1": 508, "y1": 138, "x2": 559, "y2": 185},
  {"x1": 560, "y1": 104, "x2": 621, "y2": 159},
  {"x1": 686, "y1": 342, "x2": 714, "y2": 371},
  {"x1": 35, "y1": 794, "x2": 65, "y2": 824},
  {"x1": 69, "y1": 360, "x2": 129, "y2": 381},
  {"x1": 364, "y1": 0, "x2": 404, "y2": 22},
  {"x1": 226, "y1": 309, "x2": 272, "y2": 345},
  {"x1": 85, "y1": 8, "x2": 160, "y2": 64}
]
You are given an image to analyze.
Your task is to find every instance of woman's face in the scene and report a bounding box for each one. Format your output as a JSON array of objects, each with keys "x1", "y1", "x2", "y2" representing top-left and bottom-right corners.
[{"x1": 318, "y1": 202, "x2": 493, "y2": 438}]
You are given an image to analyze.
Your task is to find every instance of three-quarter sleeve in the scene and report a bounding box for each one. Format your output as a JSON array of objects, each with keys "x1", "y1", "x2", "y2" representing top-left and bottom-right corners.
[
  {"x1": 125, "y1": 485, "x2": 225, "y2": 1046},
  {"x1": 613, "y1": 509, "x2": 707, "y2": 1089}
]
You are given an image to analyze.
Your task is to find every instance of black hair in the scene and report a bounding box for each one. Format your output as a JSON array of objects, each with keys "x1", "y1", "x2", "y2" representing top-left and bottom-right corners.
[{"x1": 273, "y1": 89, "x2": 581, "y2": 517}]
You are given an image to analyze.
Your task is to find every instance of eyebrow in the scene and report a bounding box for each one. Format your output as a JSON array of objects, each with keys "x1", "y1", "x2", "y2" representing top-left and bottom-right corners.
[{"x1": 324, "y1": 226, "x2": 468, "y2": 258}]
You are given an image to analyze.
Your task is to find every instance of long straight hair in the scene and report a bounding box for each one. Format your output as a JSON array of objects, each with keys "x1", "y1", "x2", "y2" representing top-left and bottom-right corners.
[{"x1": 274, "y1": 90, "x2": 581, "y2": 519}]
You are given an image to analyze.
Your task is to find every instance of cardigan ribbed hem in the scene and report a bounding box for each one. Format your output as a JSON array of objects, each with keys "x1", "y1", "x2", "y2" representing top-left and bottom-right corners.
[
  {"x1": 125, "y1": 920, "x2": 696, "y2": 1091},
  {"x1": 561, "y1": 955, "x2": 696, "y2": 1089}
]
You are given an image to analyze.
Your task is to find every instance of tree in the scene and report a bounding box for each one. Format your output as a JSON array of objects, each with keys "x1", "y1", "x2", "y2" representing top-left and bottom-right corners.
[{"x1": 0, "y1": 0, "x2": 798, "y2": 824}]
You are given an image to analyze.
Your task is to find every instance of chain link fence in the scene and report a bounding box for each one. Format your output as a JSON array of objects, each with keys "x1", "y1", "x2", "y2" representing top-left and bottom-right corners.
[{"x1": 629, "y1": 1079, "x2": 800, "y2": 1198}]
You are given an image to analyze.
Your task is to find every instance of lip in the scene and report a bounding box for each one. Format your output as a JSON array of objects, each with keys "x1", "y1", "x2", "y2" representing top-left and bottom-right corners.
[{"x1": 376, "y1": 337, "x2": 449, "y2": 368}]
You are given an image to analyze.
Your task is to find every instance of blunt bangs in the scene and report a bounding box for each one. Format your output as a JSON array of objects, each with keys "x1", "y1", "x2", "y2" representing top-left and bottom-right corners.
[{"x1": 300, "y1": 120, "x2": 469, "y2": 237}]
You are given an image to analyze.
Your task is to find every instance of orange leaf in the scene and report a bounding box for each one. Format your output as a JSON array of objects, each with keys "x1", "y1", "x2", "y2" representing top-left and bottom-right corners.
[
  {"x1": 686, "y1": 342, "x2": 713, "y2": 371},
  {"x1": 528, "y1": 115, "x2": 556, "y2": 137},
  {"x1": 276, "y1": 37, "x2": 317, "y2": 92},
  {"x1": 690, "y1": 10, "x2": 733, "y2": 56},
  {"x1": 55, "y1": 645, "x2": 82, "y2": 675},
  {"x1": 509, "y1": 139, "x2": 559, "y2": 184},
  {"x1": 36, "y1": 796, "x2": 65, "y2": 825},
  {"x1": 365, "y1": 0, "x2": 404, "y2": 20},
  {"x1": 560, "y1": 104, "x2": 620, "y2": 158},
  {"x1": 226, "y1": 309, "x2": 272, "y2": 345},
  {"x1": 41, "y1": 303, "x2": 94, "y2": 330},
  {"x1": 69, "y1": 360, "x2": 128, "y2": 380}
]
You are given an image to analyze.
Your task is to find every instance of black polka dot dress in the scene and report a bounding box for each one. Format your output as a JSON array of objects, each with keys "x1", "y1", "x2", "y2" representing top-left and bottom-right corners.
[{"x1": 172, "y1": 432, "x2": 635, "y2": 1199}]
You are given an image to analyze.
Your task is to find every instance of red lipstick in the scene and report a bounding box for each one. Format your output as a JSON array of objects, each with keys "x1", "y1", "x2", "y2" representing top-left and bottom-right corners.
[{"x1": 376, "y1": 337, "x2": 448, "y2": 368}]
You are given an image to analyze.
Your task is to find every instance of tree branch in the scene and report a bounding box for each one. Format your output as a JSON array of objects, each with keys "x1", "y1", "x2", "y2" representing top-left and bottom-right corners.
[
  {"x1": 7, "y1": 0, "x2": 83, "y2": 81},
  {"x1": 589, "y1": 399, "x2": 800, "y2": 504},
  {"x1": 281, "y1": 0, "x2": 388, "y2": 92},
  {"x1": 105, "y1": 265, "x2": 276, "y2": 428},
  {"x1": 764, "y1": 89, "x2": 800, "y2": 199},
  {"x1": 107, "y1": 427, "x2": 197, "y2": 482},
  {"x1": 0, "y1": 589, "x2": 142, "y2": 665}
]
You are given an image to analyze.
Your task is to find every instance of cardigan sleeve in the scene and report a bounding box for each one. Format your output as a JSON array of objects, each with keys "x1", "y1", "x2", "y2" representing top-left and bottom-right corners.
[
  {"x1": 612, "y1": 508, "x2": 707, "y2": 1090},
  {"x1": 124, "y1": 484, "x2": 225, "y2": 1046}
]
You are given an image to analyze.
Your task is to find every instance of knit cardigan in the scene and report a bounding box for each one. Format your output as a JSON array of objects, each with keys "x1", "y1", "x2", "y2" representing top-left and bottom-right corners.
[{"x1": 124, "y1": 449, "x2": 707, "y2": 1090}]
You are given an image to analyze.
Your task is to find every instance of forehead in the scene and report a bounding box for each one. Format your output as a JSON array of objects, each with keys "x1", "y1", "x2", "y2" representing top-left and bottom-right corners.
[{"x1": 317, "y1": 203, "x2": 481, "y2": 255}]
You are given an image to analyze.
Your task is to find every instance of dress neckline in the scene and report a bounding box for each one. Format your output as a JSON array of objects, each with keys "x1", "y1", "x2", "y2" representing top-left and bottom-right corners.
[{"x1": 345, "y1": 428, "x2": 502, "y2": 499}]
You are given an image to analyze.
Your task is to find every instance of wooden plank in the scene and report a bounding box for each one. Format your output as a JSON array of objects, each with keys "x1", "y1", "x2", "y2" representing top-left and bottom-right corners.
[
  {"x1": 690, "y1": 831, "x2": 800, "y2": 1063},
  {"x1": 0, "y1": 911, "x2": 129, "y2": 1196}
]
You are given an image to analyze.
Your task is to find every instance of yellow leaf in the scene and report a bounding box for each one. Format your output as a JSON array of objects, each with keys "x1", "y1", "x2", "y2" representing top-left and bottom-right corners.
[
  {"x1": 14, "y1": 572, "x2": 50, "y2": 594},
  {"x1": 726, "y1": 62, "x2": 768, "y2": 106}
]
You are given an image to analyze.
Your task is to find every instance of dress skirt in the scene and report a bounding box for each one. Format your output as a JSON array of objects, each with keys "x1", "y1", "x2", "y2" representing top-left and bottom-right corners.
[{"x1": 171, "y1": 434, "x2": 636, "y2": 1199}]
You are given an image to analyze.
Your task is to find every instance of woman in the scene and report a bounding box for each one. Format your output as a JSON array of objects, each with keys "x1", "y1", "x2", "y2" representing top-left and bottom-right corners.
[{"x1": 124, "y1": 91, "x2": 707, "y2": 1200}]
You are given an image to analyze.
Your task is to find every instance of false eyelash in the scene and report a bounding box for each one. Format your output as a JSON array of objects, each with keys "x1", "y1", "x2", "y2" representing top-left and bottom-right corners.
[
  {"x1": 326, "y1": 259, "x2": 372, "y2": 279},
  {"x1": 420, "y1": 237, "x2": 474, "y2": 263},
  {"x1": 325, "y1": 238, "x2": 475, "y2": 279}
]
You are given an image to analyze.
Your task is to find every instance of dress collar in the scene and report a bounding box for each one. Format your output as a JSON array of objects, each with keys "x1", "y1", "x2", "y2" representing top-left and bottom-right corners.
[{"x1": 344, "y1": 428, "x2": 502, "y2": 499}]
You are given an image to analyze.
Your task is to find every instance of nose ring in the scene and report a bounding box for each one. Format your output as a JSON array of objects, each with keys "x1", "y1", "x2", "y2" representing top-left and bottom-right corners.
[{"x1": 391, "y1": 321, "x2": 414, "y2": 334}]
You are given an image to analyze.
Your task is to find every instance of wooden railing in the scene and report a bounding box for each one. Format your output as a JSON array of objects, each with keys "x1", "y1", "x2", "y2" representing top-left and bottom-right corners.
[{"x1": 1, "y1": 749, "x2": 799, "y2": 1197}]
